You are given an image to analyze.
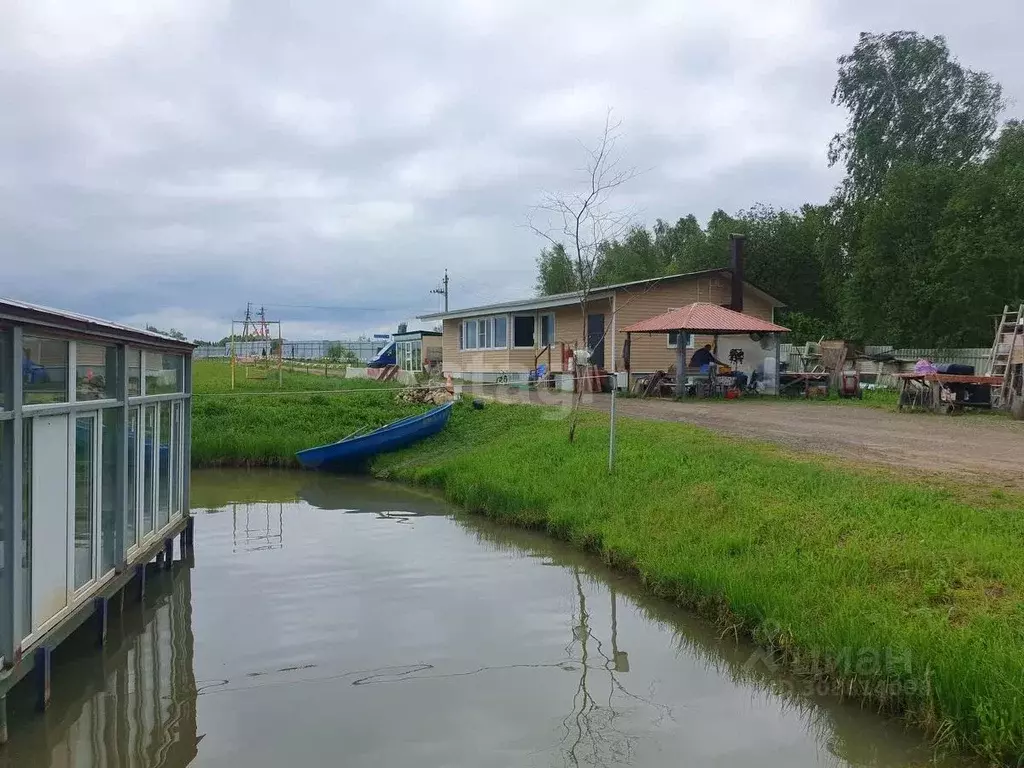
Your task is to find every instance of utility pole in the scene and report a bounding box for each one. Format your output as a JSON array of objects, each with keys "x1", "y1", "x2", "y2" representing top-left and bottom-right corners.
[
  {"x1": 430, "y1": 269, "x2": 449, "y2": 312},
  {"x1": 241, "y1": 302, "x2": 254, "y2": 338}
]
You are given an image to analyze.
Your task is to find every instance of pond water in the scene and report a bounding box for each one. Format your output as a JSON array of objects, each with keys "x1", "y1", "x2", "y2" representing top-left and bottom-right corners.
[{"x1": 3, "y1": 469, "x2": 969, "y2": 767}]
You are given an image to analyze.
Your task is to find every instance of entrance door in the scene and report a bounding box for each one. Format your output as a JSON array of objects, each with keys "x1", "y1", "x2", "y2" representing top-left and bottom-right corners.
[
  {"x1": 587, "y1": 314, "x2": 606, "y2": 368},
  {"x1": 30, "y1": 414, "x2": 69, "y2": 633}
]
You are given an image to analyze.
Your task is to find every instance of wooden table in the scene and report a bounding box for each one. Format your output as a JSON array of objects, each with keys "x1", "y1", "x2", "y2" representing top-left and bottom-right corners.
[{"x1": 895, "y1": 373, "x2": 1001, "y2": 414}]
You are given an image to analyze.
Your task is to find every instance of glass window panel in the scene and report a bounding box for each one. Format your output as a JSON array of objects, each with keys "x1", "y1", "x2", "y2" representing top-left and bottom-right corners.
[
  {"x1": 21, "y1": 419, "x2": 31, "y2": 636},
  {"x1": 145, "y1": 353, "x2": 183, "y2": 395},
  {"x1": 464, "y1": 321, "x2": 476, "y2": 350},
  {"x1": 477, "y1": 322, "x2": 486, "y2": 348},
  {"x1": 0, "y1": 422, "x2": 7, "y2": 612},
  {"x1": 127, "y1": 408, "x2": 139, "y2": 548},
  {"x1": 1, "y1": 329, "x2": 9, "y2": 410},
  {"x1": 484, "y1": 321, "x2": 493, "y2": 349},
  {"x1": 101, "y1": 408, "x2": 122, "y2": 574},
  {"x1": 143, "y1": 406, "x2": 155, "y2": 535},
  {"x1": 77, "y1": 343, "x2": 119, "y2": 401},
  {"x1": 23, "y1": 335, "x2": 68, "y2": 404},
  {"x1": 541, "y1": 315, "x2": 555, "y2": 347},
  {"x1": 157, "y1": 403, "x2": 170, "y2": 529},
  {"x1": 494, "y1": 317, "x2": 507, "y2": 348},
  {"x1": 171, "y1": 402, "x2": 183, "y2": 517},
  {"x1": 127, "y1": 349, "x2": 142, "y2": 396},
  {"x1": 513, "y1": 316, "x2": 536, "y2": 347},
  {"x1": 74, "y1": 416, "x2": 95, "y2": 589}
]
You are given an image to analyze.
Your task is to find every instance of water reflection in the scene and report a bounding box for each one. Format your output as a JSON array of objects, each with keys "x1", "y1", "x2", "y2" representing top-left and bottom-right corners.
[
  {"x1": 230, "y1": 502, "x2": 284, "y2": 552},
  {"x1": 461, "y1": 519, "x2": 966, "y2": 768},
  {"x1": 2, "y1": 565, "x2": 198, "y2": 768},
  {"x1": 11, "y1": 469, "x2": 967, "y2": 768},
  {"x1": 560, "y1": 568, "x2": 674, "y2": 768}
]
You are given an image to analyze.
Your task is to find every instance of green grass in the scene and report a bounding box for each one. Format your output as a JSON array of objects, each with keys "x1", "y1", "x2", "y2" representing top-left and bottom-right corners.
[
  {"x1": 372, "y1": 400, "x2": 1024, "y2": 764},
  {"x1": 191, "y1": 360, "x2": 426, "y2": 466}
]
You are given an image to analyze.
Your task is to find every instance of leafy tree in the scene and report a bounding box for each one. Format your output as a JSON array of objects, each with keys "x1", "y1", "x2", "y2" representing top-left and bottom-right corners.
[
  {"x1": 535, "y1": 243, "x2": 579, "y2": 295},
  {"x1": 145, "y1": 324, "x2": 187, "y2": 341},
  {"x1": 325, "y1": 343, "x2": 358, "y2": 364},
  {"x1": 846, "y1": 164, "x2": 960, "y2": 345},
  {"x1": 931, "y1": 121, "x2": 1024, "y2": 344},
  {"x1": 594, "y1": 226, "x2": 670, "y2": 285},
  {"x1": 653, "y1": 215, "x2": 707, "y2": 273},
  {"x1": 829, "y1": 31, "x2": 1005, "y2": 201}
]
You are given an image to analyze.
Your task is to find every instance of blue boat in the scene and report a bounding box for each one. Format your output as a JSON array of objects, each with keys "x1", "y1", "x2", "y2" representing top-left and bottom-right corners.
[{"x1": 296, "y1": 401, "x2": 454, "y2": 471}]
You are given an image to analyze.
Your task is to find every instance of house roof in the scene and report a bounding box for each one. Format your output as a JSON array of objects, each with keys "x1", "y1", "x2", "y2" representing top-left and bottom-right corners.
[
  {"x1": 393, "y1": 329, "x2": 443, "y2": 341},
  {"x1": 0, "y1": 297, "x2": 196, "y2": 351},
  {"x1": 418, "y1": 269, "x2": 784, "y2": 321},
  {"x1": 621, "y1": 302, "x2": 790, "y2": 335}
]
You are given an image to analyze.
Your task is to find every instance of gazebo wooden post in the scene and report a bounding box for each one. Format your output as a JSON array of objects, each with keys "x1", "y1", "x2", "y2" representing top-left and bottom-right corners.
[{"x1": 675, "y1": 328, "x2": 686, "y2": 397}]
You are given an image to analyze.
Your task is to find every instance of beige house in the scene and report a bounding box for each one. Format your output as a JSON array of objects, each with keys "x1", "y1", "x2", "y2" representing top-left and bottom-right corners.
[{"x1": 420, "y1": 269, "x2": 785, "y2": 383}]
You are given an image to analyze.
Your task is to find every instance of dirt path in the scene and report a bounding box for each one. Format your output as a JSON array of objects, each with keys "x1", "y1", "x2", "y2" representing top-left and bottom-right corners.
[{"x1": 485, "y1": 389, "x2": 1024, "y2": 490}]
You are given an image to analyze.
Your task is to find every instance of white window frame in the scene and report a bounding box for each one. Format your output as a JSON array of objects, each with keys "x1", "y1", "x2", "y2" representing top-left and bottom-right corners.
[
  {"x1": 539, "y1": 313, "x2": 555, "y2": 348},
  {"x1": 493, "y1": 316, "x2": 507, "y2": 349},
  {"x1": 460, "y1": 316, "x2": 507, "y2": 351},
  {"x1": 512, "y1": 314, "x2": 537, "y2": 349}
]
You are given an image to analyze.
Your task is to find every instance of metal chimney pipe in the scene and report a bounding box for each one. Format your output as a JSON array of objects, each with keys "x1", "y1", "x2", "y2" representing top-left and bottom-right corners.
[{"x1": 729, "y1": 234, "x2": 745, "y2": 312}]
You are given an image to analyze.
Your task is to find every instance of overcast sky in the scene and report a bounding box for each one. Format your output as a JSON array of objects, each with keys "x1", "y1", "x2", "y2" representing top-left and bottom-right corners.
[{"x1": 2, "y1": 1, "x2": 1022, "y2": 341}]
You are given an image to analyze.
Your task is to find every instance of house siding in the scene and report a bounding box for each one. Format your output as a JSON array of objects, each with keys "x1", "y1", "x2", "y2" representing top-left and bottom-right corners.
[{"x1": 439, "y1": 277, "x2": 776, "y2": 376}]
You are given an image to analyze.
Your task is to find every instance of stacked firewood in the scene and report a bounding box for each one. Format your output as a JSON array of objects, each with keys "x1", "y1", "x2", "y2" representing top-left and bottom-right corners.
[{"x1": 396, "y1": 387, "x2": 452, "y2": 405}]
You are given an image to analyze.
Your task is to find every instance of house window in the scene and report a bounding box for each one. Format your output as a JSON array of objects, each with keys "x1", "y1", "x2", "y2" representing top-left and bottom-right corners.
[
  {"x1": 460, "y1": 317, "x2": 507, "y2": 351},
  {"x1": 667, "y1": 331, "x2": 691, "y2": 348},
  {"x1": 494, "y1": 316, "x2": 507, "y2": 348},
  {"x1": 540, "y1": 314, "x2": 555, "y2": 347},
  {"x1": 665, "y1": 308, "x2": 690, "y2": 348},
  {"x1": 513, "y1": 315, "x2": 536, "y2": 348}
]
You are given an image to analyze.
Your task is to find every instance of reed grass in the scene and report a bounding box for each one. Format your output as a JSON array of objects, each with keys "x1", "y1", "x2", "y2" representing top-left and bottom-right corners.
[{"x1": 373, "y1": 399, "x2": 1024, "y2": 764}]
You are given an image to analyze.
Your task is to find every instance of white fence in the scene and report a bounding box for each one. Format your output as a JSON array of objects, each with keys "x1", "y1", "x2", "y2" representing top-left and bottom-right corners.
[{"x1": 194, "y1": 339, "x2": 388, "y2": 363}]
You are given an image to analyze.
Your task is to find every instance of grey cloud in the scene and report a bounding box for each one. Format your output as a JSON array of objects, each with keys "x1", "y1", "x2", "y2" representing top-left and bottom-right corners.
[{"x1": 1, "y1": 1, "x2": 1022, "y2": 338}]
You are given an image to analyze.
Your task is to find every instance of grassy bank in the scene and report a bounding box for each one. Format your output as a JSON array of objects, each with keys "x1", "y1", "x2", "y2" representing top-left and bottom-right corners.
[
  {"x1": 191, "y1": 360, "x2": 425, "y2": 466},
  {"x1": 372, "y1": 400, "x2": 1024, "y2": 764}
]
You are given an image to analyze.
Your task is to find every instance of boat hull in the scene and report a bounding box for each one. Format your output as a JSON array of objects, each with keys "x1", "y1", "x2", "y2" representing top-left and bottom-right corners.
[{"x1": 295, "y1": 401, "x2": 453, "y2": 471}]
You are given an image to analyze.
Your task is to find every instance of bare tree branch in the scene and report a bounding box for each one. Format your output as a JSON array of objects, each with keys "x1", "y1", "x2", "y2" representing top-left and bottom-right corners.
[{"x1": 528, "y1": 109, "x2": 639, "y2": 442}]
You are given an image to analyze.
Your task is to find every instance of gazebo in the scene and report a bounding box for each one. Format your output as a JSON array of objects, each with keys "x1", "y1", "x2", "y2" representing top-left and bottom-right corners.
[{"x1": 621, "y1": 302, "x2": 789, "y2": 396}]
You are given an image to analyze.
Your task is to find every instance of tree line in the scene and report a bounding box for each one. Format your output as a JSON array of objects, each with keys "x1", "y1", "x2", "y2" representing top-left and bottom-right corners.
[{"x1": 535, "y1": 32, "x2": 1024, "y2": 347}]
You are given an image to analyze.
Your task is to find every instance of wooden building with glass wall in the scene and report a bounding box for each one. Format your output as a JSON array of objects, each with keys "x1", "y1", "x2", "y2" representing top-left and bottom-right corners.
[{"x1": 0, "y1": 299, "x2": 194, "y2": 739}]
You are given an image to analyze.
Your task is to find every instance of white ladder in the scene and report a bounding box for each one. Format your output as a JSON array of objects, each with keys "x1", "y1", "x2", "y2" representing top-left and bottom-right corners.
[{"x1": 987, "y1": 303, "x2": 1024, "y2": 407}]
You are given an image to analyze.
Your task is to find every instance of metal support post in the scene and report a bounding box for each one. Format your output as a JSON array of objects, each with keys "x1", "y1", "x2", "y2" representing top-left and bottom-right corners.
[
  {"x1": 136, "y1": 562, "x2": 147, "y2": 602},
  {"x1": 94, "y1": 596, "x2": 109, "y2": 647},
  {"x1": 35, "y1": 646, "x2": 51, "y2": 711}
]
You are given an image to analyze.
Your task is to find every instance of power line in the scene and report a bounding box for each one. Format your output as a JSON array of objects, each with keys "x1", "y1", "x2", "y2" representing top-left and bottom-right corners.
[{"x1": 261, "y1": 302, "x2": 435, "y2": 313}]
